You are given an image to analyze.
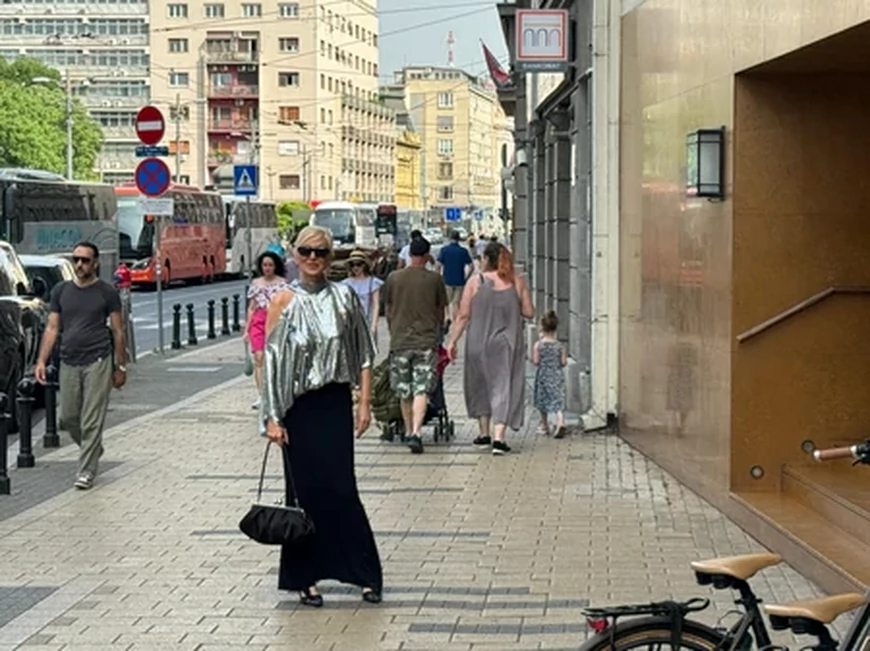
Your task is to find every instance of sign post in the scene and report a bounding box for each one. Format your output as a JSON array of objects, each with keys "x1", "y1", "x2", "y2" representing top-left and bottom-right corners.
[
  {"x1": 233, "y1": 165, "x2": 258, "y2": 280},
  {"x1": 135, "y1": 105, "x2": 169, "y2": 355}
]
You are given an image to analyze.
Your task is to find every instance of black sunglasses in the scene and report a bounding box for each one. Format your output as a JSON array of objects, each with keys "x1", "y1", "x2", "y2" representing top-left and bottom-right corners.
[
  {"x1": 72, "y1": 256, "x2": 93, "y2": 264},
  {"x1": 297, "y1": 246, "x2": 330, "y2": 259}
]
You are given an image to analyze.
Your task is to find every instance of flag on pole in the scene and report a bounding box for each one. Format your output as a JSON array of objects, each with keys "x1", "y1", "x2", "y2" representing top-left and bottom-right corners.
[{"x1": 481, "y1": 40, "x2": 512, "y2": 90}]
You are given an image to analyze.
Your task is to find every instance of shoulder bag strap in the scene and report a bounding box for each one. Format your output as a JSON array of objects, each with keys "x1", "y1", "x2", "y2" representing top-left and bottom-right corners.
[{"x1": 256, "y1": 441, "x2": 301, "y2": 508}]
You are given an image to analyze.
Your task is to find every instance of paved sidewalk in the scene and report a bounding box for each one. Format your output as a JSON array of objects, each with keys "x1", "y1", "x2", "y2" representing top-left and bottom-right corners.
[{"x1": 0, "y1": 338, "x2": 838, "y2": 650}]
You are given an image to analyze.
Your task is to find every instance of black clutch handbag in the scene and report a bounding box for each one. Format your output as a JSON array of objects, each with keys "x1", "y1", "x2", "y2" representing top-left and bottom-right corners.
[{"x1": 239, "y1": 441, "x2": 315, "y2": 545}]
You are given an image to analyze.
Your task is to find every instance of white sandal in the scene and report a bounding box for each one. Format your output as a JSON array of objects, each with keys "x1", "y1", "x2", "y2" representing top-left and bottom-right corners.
[{"x1": 537, "y1": 424, "x2": 550, "y2": 436}]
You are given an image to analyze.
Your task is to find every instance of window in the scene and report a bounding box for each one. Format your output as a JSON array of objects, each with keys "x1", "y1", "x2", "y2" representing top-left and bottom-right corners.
[
  {"x1": 279, "y1": 105, "x2": 300, "y2": 122},
  {"x1": 373, "y1": 34, "x2": 378, "y2": 47},
  {"x1": 167, "y1": 3, "x2": 188, "y2": 17},
  {"x1": 278, "y1": 140, "x2": 300, "y2": 155},
  {"x1": 169, "y1": 38, "x2": 189, "y2": 53},
  {"x1": 320, "y1": 107, "x2": 326, "y2": 123},
  {"x1": 437, "y1": 92, "x2": 453, "y2": 108},
  {"x1": 169, "y1": 71, "x2": 189, "y2": 87},
  {"x1": 279, "y1": 37, "x2": 299, "y2": 52},
  {"x1": 327, "y1": 77, "x2": 333, "y2": 92},
  {"x1": 168, "y1": 140, "x2": 190, "y2": 154},
  {"x1": 204, "y1": 3, "x2": 225, "y2": 17},
  {"x1": 320, "y1": 74, "x2": 325, "y2": 89},
  {"x1": 438, "y1": 162, "x2": 453, "y2": 179},
  {"x1": 320, "y1": 175, "x2": 326, "y2": 190},
  {"x1": 278, "y1": 2, "x2": 299, "y2": 17},
  {"x1": 436, "y1": 115, "x2": 454, "y2": 132},
  {"x1": 439, "y1": 186, "x2": 454, "y2": 201},
  {"x1": 279, "y1": 174, "x2": 301, "y2": 189},
  {"x1": 320, "y1": 40, "x2": 326, "y2": 55},
  {"x1": 278, "y1": 72, "x2": 300, "y2": 87},
  {"x1": 437, "y1": 139, "x2": 454, "y2": 155},
  {"x1": 328, "y1": 109, "x2": 333, "y2": 124},
  {"x1": 242, "y1": 3, "x2": 261, "y2": 16}
]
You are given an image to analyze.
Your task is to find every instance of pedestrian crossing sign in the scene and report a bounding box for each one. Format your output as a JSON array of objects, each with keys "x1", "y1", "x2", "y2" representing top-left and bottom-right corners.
[{"x1": 233, "y1": 165, "x2": 258, "y2": 196}]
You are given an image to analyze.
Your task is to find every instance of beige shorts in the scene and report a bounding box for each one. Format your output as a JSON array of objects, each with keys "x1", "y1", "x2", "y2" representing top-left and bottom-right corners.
[{"x1": 445, "y1": 285, "x2": 463, "y2": 304}]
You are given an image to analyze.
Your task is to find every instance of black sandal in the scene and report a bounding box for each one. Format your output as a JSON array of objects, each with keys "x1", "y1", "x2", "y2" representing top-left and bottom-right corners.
[
  {"x1": 299, "y1": 587, "x2": 323, "y2": 608},
  {"x1": 362, "y1": 588, "x2": 382, "y2": 604}
]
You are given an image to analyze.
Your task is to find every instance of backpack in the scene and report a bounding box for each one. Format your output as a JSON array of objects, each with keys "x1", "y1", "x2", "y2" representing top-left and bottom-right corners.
[{"x1": 370, "y1": 357, "x2": 402, "y2": 425}]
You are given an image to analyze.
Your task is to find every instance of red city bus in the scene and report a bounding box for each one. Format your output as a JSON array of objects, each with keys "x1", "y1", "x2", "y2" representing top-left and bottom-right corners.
[{"x1": 116, "y1": 184, "x2": 227, "y2": 288}]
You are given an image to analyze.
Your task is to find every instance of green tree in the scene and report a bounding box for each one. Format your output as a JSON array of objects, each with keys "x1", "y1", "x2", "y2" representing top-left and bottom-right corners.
[
  {"x1": 277, "y1": 201, "x2": 311, "y2": 240},
  {"x1": 0, "y1": 58, "x2": 103, "y2": 179}
]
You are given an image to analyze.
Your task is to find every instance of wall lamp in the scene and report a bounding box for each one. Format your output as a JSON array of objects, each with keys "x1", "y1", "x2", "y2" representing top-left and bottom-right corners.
[{"x1": 686, "y1": 126, "x2": 725, "y2": 200}]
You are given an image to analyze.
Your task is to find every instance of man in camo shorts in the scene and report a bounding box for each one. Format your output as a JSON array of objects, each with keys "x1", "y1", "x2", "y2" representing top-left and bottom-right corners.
[{"x1": 383, "y1": 237, "x2": 448, "y2": 454}]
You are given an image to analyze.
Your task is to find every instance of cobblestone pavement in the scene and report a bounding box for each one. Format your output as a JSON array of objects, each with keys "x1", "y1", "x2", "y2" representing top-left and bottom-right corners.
[{"x1": 0, "y1": 332, "x2": 844, "y2": 650}]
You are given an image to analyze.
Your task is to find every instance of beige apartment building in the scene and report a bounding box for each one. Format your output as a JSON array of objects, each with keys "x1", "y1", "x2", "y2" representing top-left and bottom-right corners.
[
  {"x1": 383, "y1": 66, "x2": 507, "y2": 220},
  {"x1": 0, "y1": 0, "x2": 150, "y2": 183},
  {"x1": 148, "y1": 0, "x2": 396, "y2": 203}
]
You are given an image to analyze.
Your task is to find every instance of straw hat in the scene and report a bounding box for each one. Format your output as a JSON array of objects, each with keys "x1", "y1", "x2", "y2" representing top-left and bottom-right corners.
[{"x1": 347, "y1": 249, "x2": 369, "y2": 268}]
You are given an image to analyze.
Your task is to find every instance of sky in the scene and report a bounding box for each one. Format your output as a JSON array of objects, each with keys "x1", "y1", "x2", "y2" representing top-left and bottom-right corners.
[{"x1": 377, "y1": 0, "x2": 509, "y2": 85}]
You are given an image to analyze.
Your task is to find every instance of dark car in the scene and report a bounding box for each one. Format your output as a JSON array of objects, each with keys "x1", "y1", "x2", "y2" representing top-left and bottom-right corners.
[
  {"x1": 19, "y1": 254, "x2": 75, "y2": 302},
  {"x1": 0, "y1": 241, "x2": 49, "y2": 431}
]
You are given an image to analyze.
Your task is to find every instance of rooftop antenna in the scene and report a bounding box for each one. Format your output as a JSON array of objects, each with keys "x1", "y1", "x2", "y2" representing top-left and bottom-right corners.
[{"x1": 447, "y1": 30, "x2": 455, "y2": 67}]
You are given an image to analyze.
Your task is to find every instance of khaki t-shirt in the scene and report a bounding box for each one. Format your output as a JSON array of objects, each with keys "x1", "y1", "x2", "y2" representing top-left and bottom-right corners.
[{"x1": 384, "y1": 266, "x2": 448, "y2": 352}]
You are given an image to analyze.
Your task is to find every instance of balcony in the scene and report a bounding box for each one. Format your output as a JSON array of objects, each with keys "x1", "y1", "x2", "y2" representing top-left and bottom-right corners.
[
  {"x1": 86, "y1": 96, "x2": 146, "y2": 109},
  {"x1": 208, "y1": 84, "x2": 259, "y2": 99},
  {"x1": 0, "y1": 1, "x2": 147, "y2": 13},
  {"x1": 101, "y1": 126, "x2": 137, "y2": 140},
  {"x1": 204, "y1": 49, "x2": 258, "y2": 64},
  {"x1": 207, "y1": 119, "x2": 254, "y2": 133},
  {"x1": 208, "y1": 150, "x2": 250, "y2": 167}
]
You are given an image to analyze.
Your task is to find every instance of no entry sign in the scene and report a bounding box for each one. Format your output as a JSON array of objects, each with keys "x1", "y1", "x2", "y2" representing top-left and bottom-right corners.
[{"x1": 136, "y1": 105, "x2": 165, "y2": 146}]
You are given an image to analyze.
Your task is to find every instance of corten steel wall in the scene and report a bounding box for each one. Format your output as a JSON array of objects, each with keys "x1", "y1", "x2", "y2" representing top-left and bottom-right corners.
[{"x1": 619, "y1": 2, "x2": 870, "y2": 499}]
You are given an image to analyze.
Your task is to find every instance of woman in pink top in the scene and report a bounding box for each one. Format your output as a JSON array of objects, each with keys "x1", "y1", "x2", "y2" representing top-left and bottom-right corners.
[{"x1": 244, "y1": 251, "x2": 289, "y2": 408}]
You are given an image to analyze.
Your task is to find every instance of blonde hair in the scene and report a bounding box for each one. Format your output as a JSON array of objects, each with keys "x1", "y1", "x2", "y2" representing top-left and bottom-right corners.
[{"x1": 294, "y1": 225, "x2": 334, "y2": 250}]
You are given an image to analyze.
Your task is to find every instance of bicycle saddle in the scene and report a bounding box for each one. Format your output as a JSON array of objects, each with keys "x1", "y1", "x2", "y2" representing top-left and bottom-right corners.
[
  {"x1": 690, "y1": 552, "x2": 782, "y2": 581},
  {"x1": 765, "y1": 593, "x2": 867, "y2": 624}
]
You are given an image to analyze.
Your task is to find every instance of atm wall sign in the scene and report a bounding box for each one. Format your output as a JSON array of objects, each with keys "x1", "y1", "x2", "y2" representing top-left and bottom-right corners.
[{"x1": 516, "y1": 9, "x2": 569, "y2": 72}]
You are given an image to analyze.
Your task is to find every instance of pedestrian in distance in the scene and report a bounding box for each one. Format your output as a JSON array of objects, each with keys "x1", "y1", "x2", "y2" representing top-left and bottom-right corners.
[
  {"x1": 398, "y1": 229, "x2": 436, "y2": 270},
  {"x1": 383, "y1": 237, "x2": 448, "y2": 454},
  {"x1": 446, "y1": 242, "x2": 534, "y2": 455},
  {"x1": 436, "y1": 230, "x2": 473, "y2": 325},
  {"x1": 244, "y1": 251, "x2": 290, "y2": 410},
  {"x1": 532, "y1": 310, "x2": 568, "y2": 438},
  {"x1": 34, "y1": 241, "x2": 127, "y2": 490},
  {"x1": 342, "y1": 249, "x2": 383, "y2": 344},
  {"x1": 262, "y1": 225, "x2": 383, "y2": 607}
]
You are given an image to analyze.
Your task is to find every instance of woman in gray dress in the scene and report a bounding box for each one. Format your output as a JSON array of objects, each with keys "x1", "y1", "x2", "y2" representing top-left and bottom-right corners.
[{"x1": 446, "y1": 242, "x2": 535, "y2": 455}]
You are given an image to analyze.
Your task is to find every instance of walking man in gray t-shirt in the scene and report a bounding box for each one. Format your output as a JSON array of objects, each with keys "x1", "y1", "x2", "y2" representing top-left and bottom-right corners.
[{"x1": 35, "y1": 241, "x2": 127, "y2": 490}]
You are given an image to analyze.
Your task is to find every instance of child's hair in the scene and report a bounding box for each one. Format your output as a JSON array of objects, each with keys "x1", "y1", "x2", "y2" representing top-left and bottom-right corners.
[{"x1": 540, "y1": 310, "x2": 558, "y2": 333}]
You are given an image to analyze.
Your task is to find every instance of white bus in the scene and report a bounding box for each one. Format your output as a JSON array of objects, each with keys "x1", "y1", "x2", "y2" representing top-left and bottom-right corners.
[
  {"x1": 223, "y1": 197, "x2": 281, "y2": 276},
  {"x1": 310, "y1": 201, "x2": 376, "y2": 250}
]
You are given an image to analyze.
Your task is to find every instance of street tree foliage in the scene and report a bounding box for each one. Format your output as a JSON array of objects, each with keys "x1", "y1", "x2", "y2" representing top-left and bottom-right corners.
[
  {"x1": 277, "y1": 201, "x2": 312, "y2": 240},
  {"x1": 0, "y1": 58, "x2": 103, "y2": 179}
]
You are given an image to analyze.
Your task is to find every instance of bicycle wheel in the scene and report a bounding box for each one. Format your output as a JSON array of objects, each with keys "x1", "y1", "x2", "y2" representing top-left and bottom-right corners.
[{"x1": 580, "y1": 616, "x2": 728, "y2": 651}]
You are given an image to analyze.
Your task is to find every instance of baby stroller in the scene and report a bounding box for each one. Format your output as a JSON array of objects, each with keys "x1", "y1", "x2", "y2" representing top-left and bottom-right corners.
[
  {"x1": 371, "y1": 357, "x2": 405, "y2": 441},
  {"x1": 423, "y1": 345, "x2": 455, "y2": 443}
]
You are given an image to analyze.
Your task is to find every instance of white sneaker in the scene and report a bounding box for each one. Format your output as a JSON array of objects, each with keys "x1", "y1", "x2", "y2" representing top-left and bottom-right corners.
[
  {"x1": 251, "y1": 398, "x2": 261, "y2": 410},
  {"x1": 74, "y1": 472, "x2": 94, "y2": 490}
]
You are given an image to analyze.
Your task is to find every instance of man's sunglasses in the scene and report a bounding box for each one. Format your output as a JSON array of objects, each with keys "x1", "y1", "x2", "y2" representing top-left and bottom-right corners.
[
  {"x1": 72, "y1": 256, "x2": 93, "y2": 264},
  {"x1": 297, "y1": 246, "x2": 330, "y2": 259}
]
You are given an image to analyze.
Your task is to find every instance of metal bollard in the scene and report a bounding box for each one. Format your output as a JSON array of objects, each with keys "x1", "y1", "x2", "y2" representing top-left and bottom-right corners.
[
  {"x1": 232, "y1": 294, "x2": 242, "y2": 332},
  {"x1": 207, "y1": 299, "x2": 217, "y2": 339},
  {"x1": 186, "y1": 303, "x2": 198, "y2": 346},
  {"x1": 0, "y1": 392, "x2": 10, "y2": 494},
  {"x1": 171, "y1": 303, "x2": 182, "y2": 350},
  {"x1": 42, "y1": 364, "x2": 60, "y2": 448},
  {"x1": 220, "y1": 297, "x2": 231, "y2": 336},
  {"x1": 16, "y1": 377, "x2": 36, "y2": 468}
]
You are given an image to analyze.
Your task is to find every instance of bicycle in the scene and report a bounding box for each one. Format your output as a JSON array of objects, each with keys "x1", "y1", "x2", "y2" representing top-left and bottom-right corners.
[{"x1": 579, "y1": 440, "x2": 870, "y2": 651}]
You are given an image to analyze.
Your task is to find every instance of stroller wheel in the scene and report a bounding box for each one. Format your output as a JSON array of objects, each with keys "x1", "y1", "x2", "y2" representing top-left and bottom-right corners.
[
  {"x1": 433, "y1": 424, "x2": 441, "y2": 442},
  {"x1": 448, "y1": 421, "x2": 455, "y2": 439}
]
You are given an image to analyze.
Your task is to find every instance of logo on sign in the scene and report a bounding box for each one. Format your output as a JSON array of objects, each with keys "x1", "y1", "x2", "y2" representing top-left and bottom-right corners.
[{"x1": 516, "y1": 10, "x2": 568, "y2": 62}]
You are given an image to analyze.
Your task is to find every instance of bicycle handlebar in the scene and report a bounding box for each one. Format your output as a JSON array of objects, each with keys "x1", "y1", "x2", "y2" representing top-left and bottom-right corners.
[{"x1": 813, "y1": 441, "x2": 870, "y2": 463}]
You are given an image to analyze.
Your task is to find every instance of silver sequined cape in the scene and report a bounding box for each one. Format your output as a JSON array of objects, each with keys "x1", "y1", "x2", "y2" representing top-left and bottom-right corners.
[{"x1": 260, "y1": 281, "x2": 376, "y2": 424}]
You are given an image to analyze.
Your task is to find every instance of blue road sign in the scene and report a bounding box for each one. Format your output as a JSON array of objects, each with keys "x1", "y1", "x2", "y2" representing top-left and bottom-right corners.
[
  {"x1": 135, "y1": 158, "x2": 171, "y2": 197},
  {"x1": 233, "y1": 165, "x2": 258, "y2": 196},
  {"x1": 135, "y1": 145, "x2": 170, "y2": 157},
  {"x1": 445, "y1": 207, "x2": 461, "y2": 222}
]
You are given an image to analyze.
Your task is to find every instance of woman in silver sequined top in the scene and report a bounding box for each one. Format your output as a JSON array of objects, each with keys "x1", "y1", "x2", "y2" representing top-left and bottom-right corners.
[{"x1": 261, "y1": 225, "x2": 383, "y2": 607}]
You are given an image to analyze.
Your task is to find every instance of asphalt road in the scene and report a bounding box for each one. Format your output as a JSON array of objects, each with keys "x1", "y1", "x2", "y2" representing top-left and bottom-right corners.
[{"x1": 130, "y1": 278, "x2": 249, "y2": 357}]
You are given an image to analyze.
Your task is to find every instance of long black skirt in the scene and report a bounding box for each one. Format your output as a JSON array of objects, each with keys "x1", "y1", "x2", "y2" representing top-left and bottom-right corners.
[{"x1": 278, "y1": 383, "x2": 383, "y2": 593}]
